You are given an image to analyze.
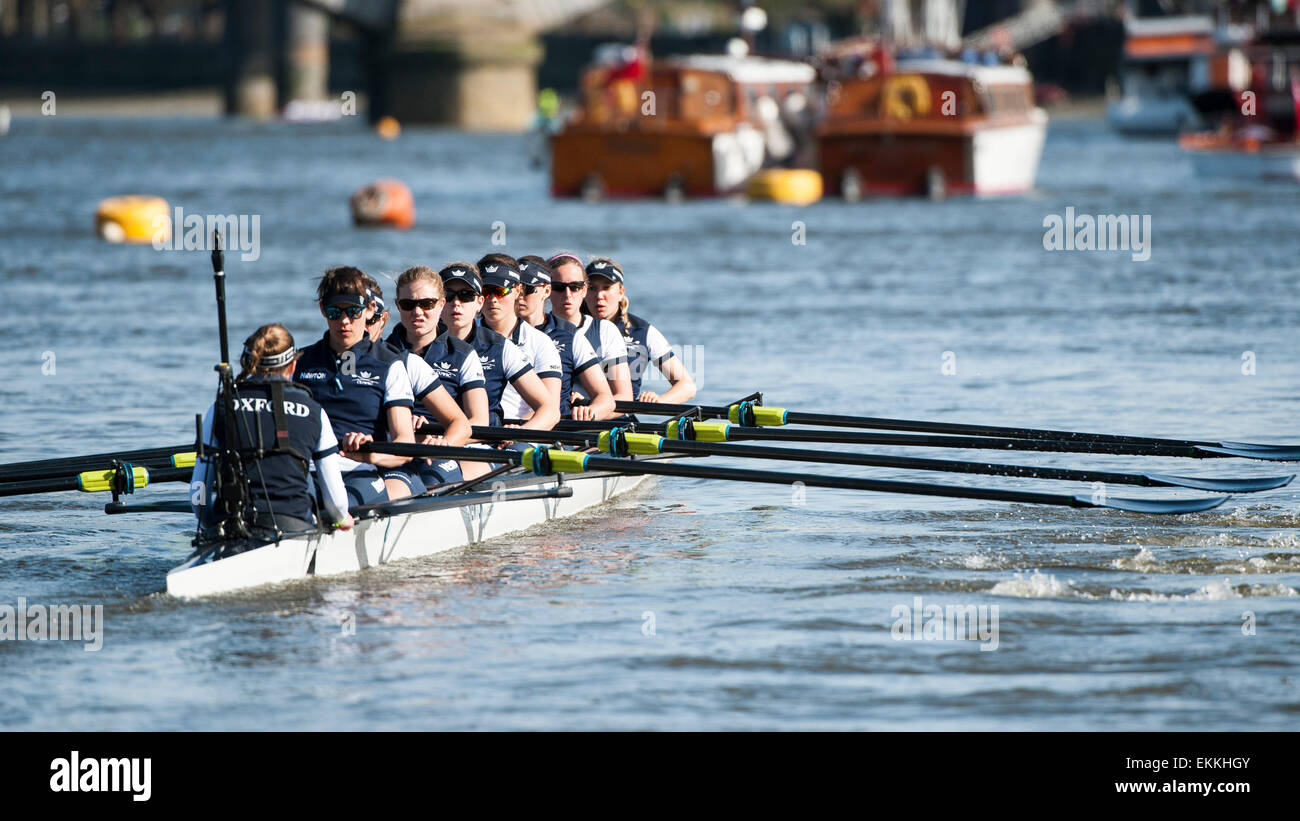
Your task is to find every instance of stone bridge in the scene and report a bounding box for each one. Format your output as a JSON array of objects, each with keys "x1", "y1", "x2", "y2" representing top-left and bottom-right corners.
[{"x1": 230, "y1": 0, "x2": 611, "y2": 128}]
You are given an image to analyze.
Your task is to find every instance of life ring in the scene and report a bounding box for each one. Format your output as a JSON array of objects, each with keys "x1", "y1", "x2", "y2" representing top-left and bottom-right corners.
[
  {"x1": 350, "y1": 179, "x2": 414, "y2": 229},
  {"x1": 95, "y1": 195, "x2": 170, "y2": 244},
  {"x1": 880, "y1": 74, "x2": 931, "y2": 121}
]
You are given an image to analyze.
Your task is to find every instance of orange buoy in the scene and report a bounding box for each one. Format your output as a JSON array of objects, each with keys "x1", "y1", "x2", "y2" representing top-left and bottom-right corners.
[
  {"x1": 95, "y1": 195, "x2": 171, "y2": 244},
  {"x1": 376, "y1": 116, "x2": 401, "y2": 140},
  {"x1": 350, "y1": 179, "x2": 415, "y2": 230}
]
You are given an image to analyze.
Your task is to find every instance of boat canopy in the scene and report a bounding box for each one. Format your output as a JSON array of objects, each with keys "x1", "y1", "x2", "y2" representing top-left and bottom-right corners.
[
  {"x1": 893, "y1": 59, "x2": 1034, "y2": 86},
  {"x1": 659, "y1": 55, "x2": 817, "y2": 85}
]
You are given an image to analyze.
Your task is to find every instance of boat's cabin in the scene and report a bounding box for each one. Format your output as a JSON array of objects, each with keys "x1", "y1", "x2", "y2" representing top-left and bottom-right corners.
[
  {"x1": 573, "y1": 53, "x2": 816, "y2": 133},
  {"x1": 823, "y1": 60, "x2": 1036, "y2": 125},
  {"x1": 1118, "y1": 15, "x2": 1216, "y2": 97}
]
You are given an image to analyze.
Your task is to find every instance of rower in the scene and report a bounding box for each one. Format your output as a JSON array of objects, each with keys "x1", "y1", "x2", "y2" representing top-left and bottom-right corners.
[
  {"x1": 437, "y1": 262, "x2": 558, "y2": 475},
  {"x1": 520, "y1": 255, "x2": 615, "y2": 421},
  {"x1": 476, "y1": 253, "x2": 565, "y2": 425},
  {"x1": 546, "y1": 253, "x2": 634, "y2": 406},
  {"x1": 190, "y1": 323, "x2": 353, "y2": 536},
  {"x1": 581, "y1": 256, "x2": 696, "y2": 403},
  {"x1": 293, "y1": 266, "x2": 419, "y2": 505},
  {"x1": 389, "y1": 265, "x2": 489, "y2": 426},
  {"x1": 389, "y1": 265, "x2": 490, "y2": 480},
  {"x1": 362, "y1": 274, "x2": 472, "y2": 488}
]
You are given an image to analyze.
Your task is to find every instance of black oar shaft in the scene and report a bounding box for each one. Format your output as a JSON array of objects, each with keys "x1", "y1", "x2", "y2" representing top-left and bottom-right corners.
[
  {"x1": 365, "y1": 441, "x2": 1224, "y2": 514},
  {"x1": 365, "y1": 443, "x2": 523, "y2": 464},
  {"x1": 615, "y1": 401, "x2": 1245, "y2": 450},
  {"x1": 0, "y1": 476, "x2": 80, "y2": 497},
  {"x1": 656, "y1": 440, "x2": 1172, "y2": 486},
  {"x1": 785, "y1": 411, "x2": 1213, "y2": 448},
  {"x1": 0, "y1": 445, "x2": 191, "y2": 483},
  {"x1": 552, "y1": 419, "x2": 1216, "y2": 458},
  {"x1": 457, "y1": 426, "x2": 1289, "y2": 491},
  {"x1": 719, "y1": 427, "x2": 1206, "y2": 457},
  {"x1": 0, "y1": 467, "x2": 191, "y2": 498},
  {"x1": 577, "y1": 454, "x2": 1082, "y2": 506},
  {"x1": 467, "y1": 426, "x2": 1177, "y2": 486}
]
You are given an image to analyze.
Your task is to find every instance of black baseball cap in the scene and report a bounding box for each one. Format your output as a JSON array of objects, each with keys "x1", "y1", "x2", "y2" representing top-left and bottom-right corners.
[
  {"x1": 322, "y1": 291, "x2": 368, "y2": 308},
  {"x1": 517, "y1": 258, "x2": 553, "y2": 287},
  {"x1": 439, "y1": 264, "x2": 482, "y2": 293},
  {"x1": 479, "y1": 261, "x2": 523, "y2": 289},
  {"x1": 585, "y1": 259, "x2": 623, "y2": 284}
]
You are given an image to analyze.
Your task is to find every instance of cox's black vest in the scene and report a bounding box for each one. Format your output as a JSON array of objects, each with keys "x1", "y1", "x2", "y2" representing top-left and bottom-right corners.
[{"x1": 210, "y1": 378, "x2": 327, "y2": 523}]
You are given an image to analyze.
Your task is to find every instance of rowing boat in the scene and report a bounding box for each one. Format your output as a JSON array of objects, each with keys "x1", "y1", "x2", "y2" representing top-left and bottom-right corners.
[
  {"x1": 6, "y1": 236, "x2": 1290, "y2": 601},
  {"x1": 166, "y1": 464, "x2": 653, "y2": 598}
]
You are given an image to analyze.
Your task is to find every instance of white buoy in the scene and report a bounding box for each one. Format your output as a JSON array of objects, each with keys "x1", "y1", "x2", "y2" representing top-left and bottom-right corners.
[{"x1": 0, "y1": 105, "x2": 10, "y2": 136}]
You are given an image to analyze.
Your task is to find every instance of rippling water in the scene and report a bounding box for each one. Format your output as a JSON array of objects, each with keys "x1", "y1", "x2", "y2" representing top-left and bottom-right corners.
[{"x1": 1, "y1": 115, "x2": 1299, "y2": 730}]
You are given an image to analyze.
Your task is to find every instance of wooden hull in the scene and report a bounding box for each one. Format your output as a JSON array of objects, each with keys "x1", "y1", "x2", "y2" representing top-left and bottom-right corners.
[
  {"x1": 818, "y1": 111, "x2": 1047, "y2": 197},
  {"x1": 166, "y1": 469, "x2": 652, "y2": 598},
  {"x1": 550, "y1": 126, "x2": 765, "y2": 198}
]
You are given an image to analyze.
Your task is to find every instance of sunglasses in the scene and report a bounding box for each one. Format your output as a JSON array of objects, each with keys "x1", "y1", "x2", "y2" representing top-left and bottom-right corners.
[
  {"x1": 445, "y1": 289, "x2": 479, "y2": 303},
  {"x1": 365, "y1": 311, "x2": 385, "y2": 326},
  {"x1": 397, "y1": 297, "x2": 440, "y2": 312},
  {"x1": 522, "y1": 284, "x2": 542, "y2": 296},
  {"x1": 482, "y1": 285, "x2": 514, "y2": 298},
  {"x1": 324, "y1": 305, "x2": 366, "y2": 321},
  {"x1": 554, "y1": 280, "x2": 587, "y2": 292}
]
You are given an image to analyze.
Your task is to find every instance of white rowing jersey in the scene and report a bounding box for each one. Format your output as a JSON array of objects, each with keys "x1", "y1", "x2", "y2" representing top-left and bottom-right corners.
[
  {"x1": 402, "y1": 351, "x2": 445, "y2": 403},
  {"x1": 499, "y1": 320, "x2": 562, "y2": 420},
  {"x1": 577, "y1": 315, "x2": 630, "y2": 381}
]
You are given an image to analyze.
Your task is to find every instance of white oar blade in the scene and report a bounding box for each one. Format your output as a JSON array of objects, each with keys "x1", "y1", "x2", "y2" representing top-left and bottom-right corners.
[
  {"x1": 1144, "y1": 473, "x2": 1296, "y2": 492},
  {"x1": 1080, "y1": 494, "x2": 1228, "y2": 514}
]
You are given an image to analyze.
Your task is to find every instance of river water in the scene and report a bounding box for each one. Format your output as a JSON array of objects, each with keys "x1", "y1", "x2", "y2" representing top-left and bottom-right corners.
[{"x1": 1, "y1": 115, "x2": 1298, "y2": 730}]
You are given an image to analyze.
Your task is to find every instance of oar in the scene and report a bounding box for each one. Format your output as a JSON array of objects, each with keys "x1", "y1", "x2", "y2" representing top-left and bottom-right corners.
[
  {"x1": 616, "y1": 400, "x2": 1300, "y2": 458},
  {"x1": 0, "y1": 445, "x2": 196, "y2": 483},
  {"x1": 542, "y1": 418, "x2": 1298, "y2": 461},
  {"x1": 450, "y1": 425, "x2": 1292, "y2": 493},
  {"x1": 0, "y1": 466, "x2": 192, "y2": 499},
  {"x1": 361, "y1": 442, "x2": 1228, "y2": 515},
  {"x1": 432, "y1": 462, "x2": 519, "y2": 497}
]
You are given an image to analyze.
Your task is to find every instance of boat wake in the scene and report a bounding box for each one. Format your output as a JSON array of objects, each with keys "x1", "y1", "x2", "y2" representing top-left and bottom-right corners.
[
  {"x1": 984, "y1": 568, "x2": 1298, "y2": 601},
  {"x1": 1112, "y1": 545, "x2": 1300, "y2": 575}
]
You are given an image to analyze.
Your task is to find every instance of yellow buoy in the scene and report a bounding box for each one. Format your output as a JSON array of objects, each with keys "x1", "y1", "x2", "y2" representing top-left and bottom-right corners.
[
  {"x1": 95, "y1": 195, "x2": 171, "y2": 244},
  {"x1": 376, "y1": 116, "x2": 401, "y2": 140},
  {"x1": 746, "y1": 169, "x2": 823, "y2": 205}
]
